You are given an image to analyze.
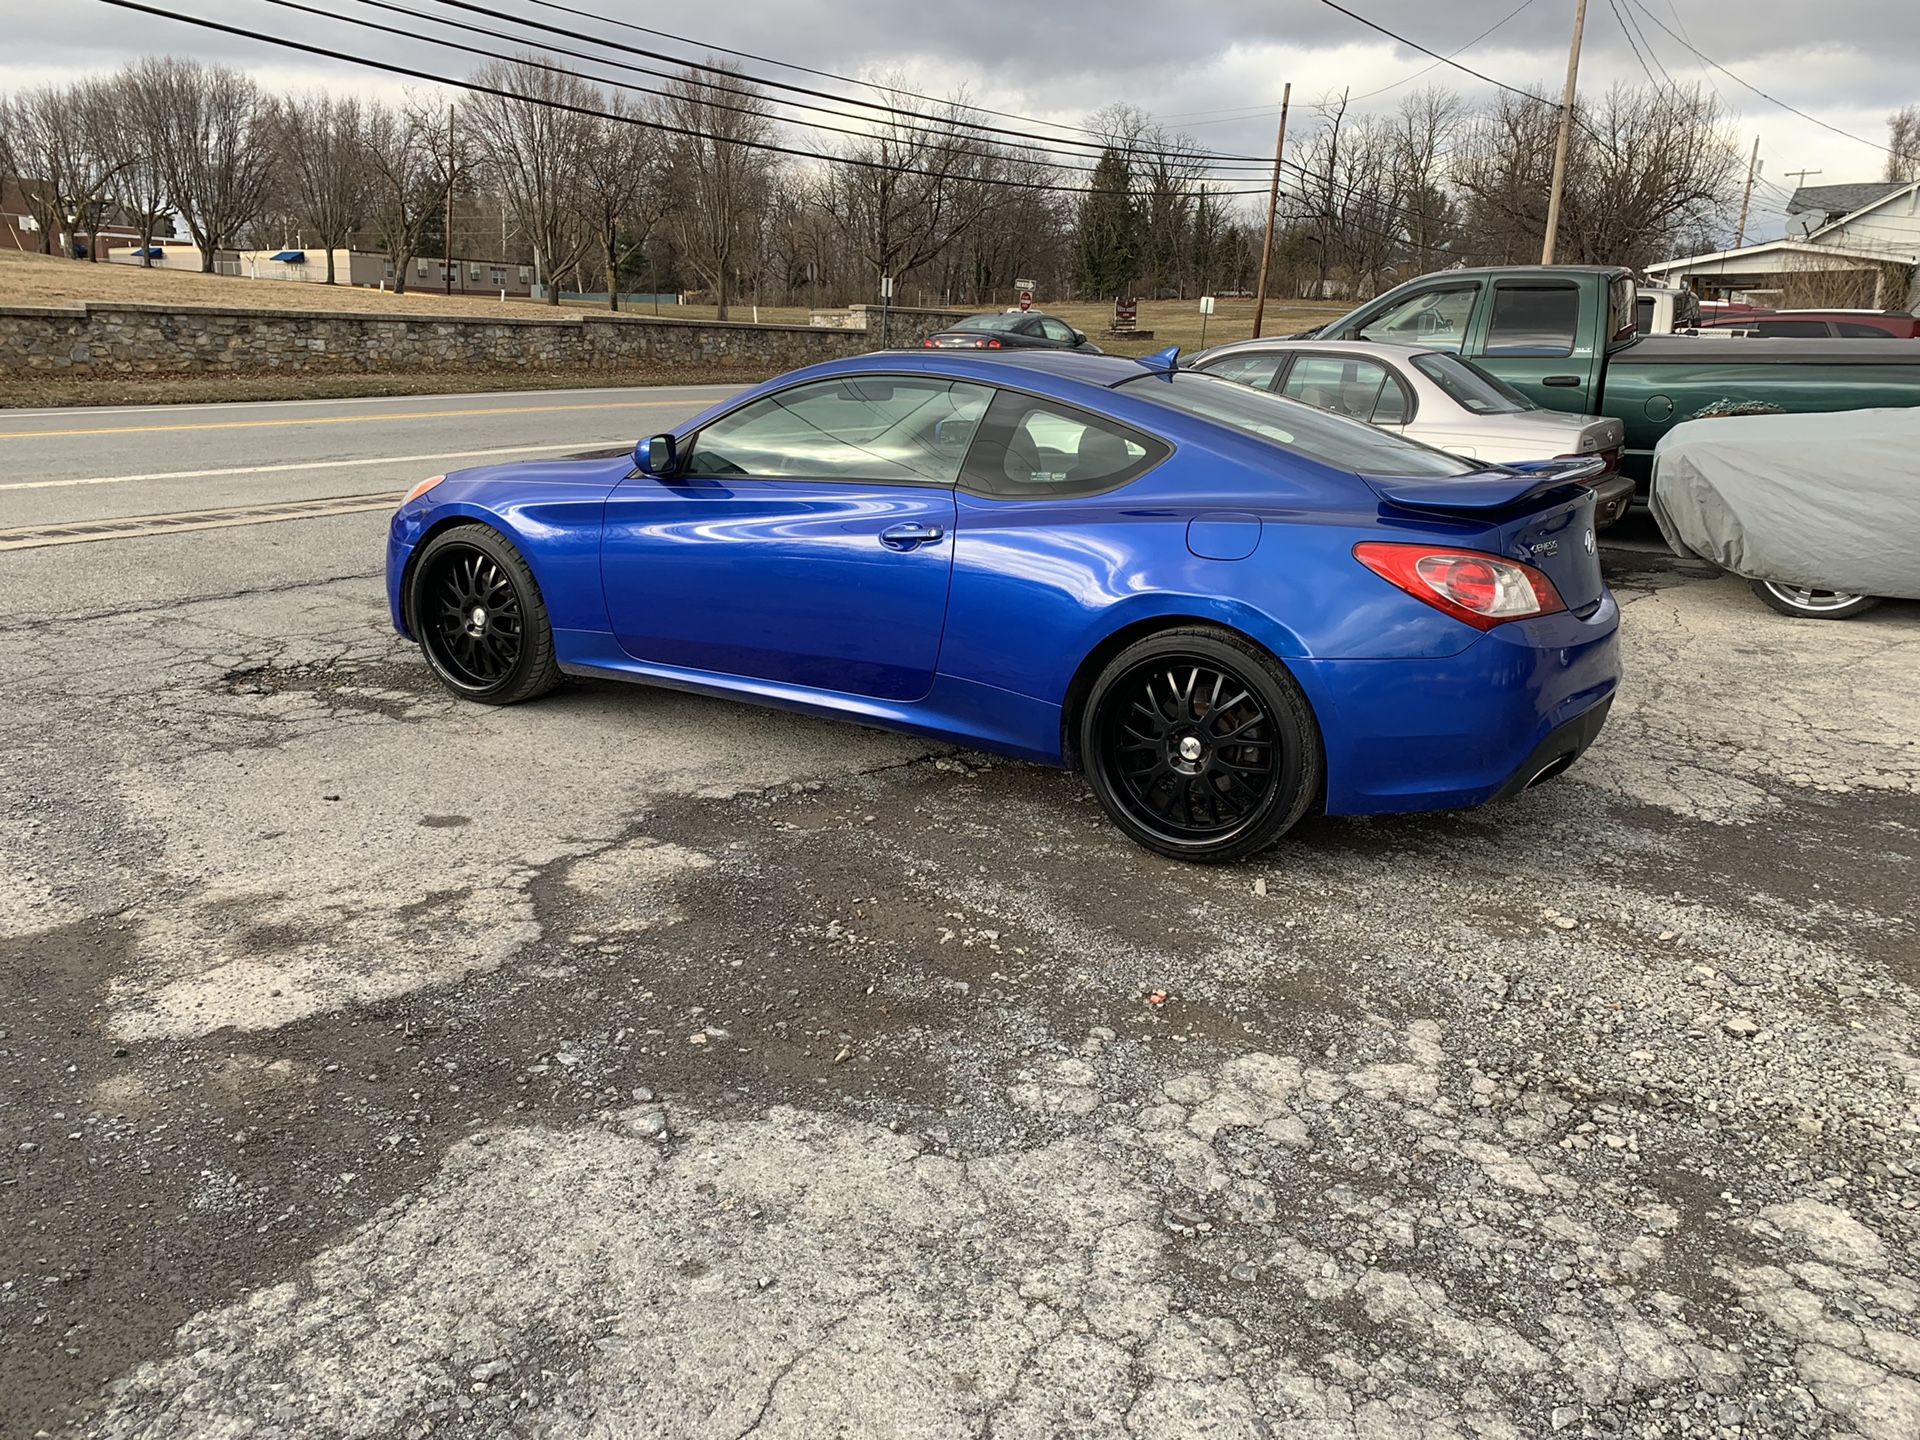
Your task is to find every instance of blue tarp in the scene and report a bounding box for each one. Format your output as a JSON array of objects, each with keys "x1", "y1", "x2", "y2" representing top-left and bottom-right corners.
[{"x1": 269, "y1": 250, "x2": 306, "y2": 263}]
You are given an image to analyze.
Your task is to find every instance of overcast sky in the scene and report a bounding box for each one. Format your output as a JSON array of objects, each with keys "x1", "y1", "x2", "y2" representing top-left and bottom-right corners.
[{"x1": 8, "y1": 0, "x2": 1915, "y2": 240}]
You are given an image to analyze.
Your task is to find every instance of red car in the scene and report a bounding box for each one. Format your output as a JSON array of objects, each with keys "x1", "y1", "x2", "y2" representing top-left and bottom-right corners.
[{"x1": 1695, "y1": 309, "x2": 1920, "y2": 339}]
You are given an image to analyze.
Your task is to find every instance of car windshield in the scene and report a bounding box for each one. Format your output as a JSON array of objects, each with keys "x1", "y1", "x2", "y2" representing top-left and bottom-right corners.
[
  {"x1": 1409, "y1": 352, "x2": 1536, "y2": 415},
  {"x1": 1120, "y1": 371, "x2": 1478, "y2": 477},
  {"x1": 951, "y1": 313, "x2": 1027, "y2": 333}
]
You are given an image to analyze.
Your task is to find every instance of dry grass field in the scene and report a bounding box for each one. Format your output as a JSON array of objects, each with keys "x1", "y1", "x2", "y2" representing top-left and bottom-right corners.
[{"x1": 0, "y1": 251, "x2": 1351, "y2": 405}]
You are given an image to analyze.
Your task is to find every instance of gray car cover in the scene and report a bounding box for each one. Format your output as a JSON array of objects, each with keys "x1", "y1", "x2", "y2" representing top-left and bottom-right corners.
[{"x1": 1651, "y1": 408, "x2": 1920, "y2": 600}]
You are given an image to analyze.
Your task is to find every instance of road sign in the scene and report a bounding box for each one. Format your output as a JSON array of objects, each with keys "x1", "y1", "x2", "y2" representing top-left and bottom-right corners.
[
  {"x1": 1017, "y1": 290, "x2": 1035, "y2": 312},
  {"x1": 879, "y1": 275, "x2": 894, "y2": 300},
  {"x1": 1013, "y1": 277, "x2": 1036, "y2": 291},
  {"x1": 1199, "y1": 295, "x2": 1217, "y2": 315},
  {"x1": 1112, "y1": 298, "x2": 1138, "y2": 332}
]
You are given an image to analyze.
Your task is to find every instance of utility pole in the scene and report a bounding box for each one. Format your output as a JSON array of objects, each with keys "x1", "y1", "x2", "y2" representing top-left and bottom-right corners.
[
  {"x1": 1250, "y1": 83, "x2": 1291, "y2": 339},
  {"x1": 1540, "y1": 0, "x2": 1589, "y2": 265},
  {"x1": 1734, "y1": 137, "x2": 1762, "y2": 249},
  {"x1": 443, "y1": 103, "x2": 455, "y2": 297}
]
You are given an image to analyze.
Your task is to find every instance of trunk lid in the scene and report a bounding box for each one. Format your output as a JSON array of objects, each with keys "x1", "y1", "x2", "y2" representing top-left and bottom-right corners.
[{"x1": 1366, "y1": 460, "x2": 1607, "y2": 615}]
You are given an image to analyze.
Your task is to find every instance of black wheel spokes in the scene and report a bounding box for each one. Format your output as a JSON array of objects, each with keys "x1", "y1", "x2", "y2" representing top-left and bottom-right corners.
[
  {"x1": 1101, "y1": 658, "x2": 1282, "y2": 840},
  {"x1": 424, "y1": 548, "x2": 524, "y2": 688}
]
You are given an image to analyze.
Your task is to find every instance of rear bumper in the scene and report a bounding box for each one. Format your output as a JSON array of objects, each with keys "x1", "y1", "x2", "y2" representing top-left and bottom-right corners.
[
  {"x1": 1297, "y1": 593, "x2": 1620, "y2": 816},
  {"x1": 1590, "y1": 473, "x2": 1635, "y2": 528}
]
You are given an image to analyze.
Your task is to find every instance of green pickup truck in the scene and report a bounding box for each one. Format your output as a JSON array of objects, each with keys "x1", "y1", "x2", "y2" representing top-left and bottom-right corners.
[{"x1": 1306, "y1": 265, "x2": 1920, "y2": 490}]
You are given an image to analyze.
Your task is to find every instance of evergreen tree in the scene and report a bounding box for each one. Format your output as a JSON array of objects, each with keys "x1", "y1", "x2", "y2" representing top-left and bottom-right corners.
[{"x1": 1075, "y1": 149, "x2": 1139, "y2": 299}]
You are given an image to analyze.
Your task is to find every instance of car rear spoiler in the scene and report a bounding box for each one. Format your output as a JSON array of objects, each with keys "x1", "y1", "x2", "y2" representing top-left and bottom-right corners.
[{"x1": 1366, "y1": 457, "x2": 1605, "y2": 514}]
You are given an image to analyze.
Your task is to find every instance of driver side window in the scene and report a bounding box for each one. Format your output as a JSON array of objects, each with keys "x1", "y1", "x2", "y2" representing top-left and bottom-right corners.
[
  {"x1": 1355, "y1": 285, "x2": 1478, "y2": 353},
  {"x1": 683, "y1": 377, "x2": 993, "y2": 483}
]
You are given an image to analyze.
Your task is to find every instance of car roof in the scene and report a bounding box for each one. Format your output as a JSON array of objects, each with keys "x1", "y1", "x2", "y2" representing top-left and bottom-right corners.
[{"x1": 1195, "y1": 338, "x2": 1437, "y2": 363}]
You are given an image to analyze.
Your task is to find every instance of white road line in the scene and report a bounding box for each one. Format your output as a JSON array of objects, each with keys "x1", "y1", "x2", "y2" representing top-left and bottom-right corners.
[{"x1": 0, "y1": 442, "x2": 627, "y2": 492}]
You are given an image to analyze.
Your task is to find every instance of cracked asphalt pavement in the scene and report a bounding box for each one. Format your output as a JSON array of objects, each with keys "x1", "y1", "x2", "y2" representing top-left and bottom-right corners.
[{"x1": 3, "y1": 389, "x2": 1919, "y2": 1440}]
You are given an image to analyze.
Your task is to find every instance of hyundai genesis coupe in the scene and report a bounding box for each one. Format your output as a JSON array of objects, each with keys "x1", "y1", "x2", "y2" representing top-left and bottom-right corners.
[{"x1": 388, "y1": 349, "x2": 1619, "y2": 862}]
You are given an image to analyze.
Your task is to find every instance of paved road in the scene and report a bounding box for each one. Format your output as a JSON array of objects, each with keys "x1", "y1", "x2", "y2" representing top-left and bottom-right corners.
[{"x1": 2, "y1": 389, "x2": 1918, "y2": 1440}]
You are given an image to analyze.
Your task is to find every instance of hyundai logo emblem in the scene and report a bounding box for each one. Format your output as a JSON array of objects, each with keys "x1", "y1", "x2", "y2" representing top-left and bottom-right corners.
[{"x1": 1583, "y1": 528, "x2": 1596, "y2": 555}]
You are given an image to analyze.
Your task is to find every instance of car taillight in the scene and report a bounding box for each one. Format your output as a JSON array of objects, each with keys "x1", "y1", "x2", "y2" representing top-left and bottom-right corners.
[
  {"x1": 922, "y1": 339, "x2": 936, "y2": 348},
  {"x1": 1352, "y1": 542, "x2": 1566, "y2": 631}
]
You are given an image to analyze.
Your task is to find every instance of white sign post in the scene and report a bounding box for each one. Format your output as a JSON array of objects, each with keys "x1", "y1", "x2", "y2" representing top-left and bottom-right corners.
[
  {"x1": 879, "y1": 274, "x2": 894, "y2": 345},
  {"x1": 1199, "y1": 294, "x2": 1217, "y2": 347}
]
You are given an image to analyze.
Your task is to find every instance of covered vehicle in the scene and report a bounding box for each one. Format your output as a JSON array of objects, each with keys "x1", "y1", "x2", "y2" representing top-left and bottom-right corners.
[{"x1": 1650, "y1": 408, "x2": 1920, "y2": 618}]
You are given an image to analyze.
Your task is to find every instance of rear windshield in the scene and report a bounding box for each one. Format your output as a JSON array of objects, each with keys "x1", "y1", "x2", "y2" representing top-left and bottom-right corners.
[
  {"x1": 1410, "y1": 352, "x2": 1536, "y2": 415},
  {"x1": 1121, "y1": 371, "x2": 1477, "y2": 477},
  {"x1": 952, "y1": 313, "x2": 1027, "y2": 333}
]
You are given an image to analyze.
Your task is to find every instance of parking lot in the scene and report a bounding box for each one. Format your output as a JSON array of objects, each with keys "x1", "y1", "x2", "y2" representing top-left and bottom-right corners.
[{"x1": 3, "y1": 388, "x2": 1918, "y2": 1439}]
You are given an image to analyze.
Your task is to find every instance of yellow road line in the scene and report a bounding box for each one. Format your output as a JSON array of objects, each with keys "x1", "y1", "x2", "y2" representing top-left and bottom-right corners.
[{"x1": 0, "y1": 397, "x2": 701, "y2": 440}]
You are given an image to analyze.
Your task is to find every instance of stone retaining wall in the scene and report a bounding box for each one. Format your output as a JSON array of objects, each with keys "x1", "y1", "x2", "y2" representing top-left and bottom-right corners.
[{"x1": 0, "y1": 301, "x2": 970, "y2": 378}]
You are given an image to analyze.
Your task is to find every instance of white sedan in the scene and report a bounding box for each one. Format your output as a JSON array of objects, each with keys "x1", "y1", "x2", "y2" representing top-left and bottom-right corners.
[{"x1": 1189, "y1": 339, "x2": 1633, "y2": 528}]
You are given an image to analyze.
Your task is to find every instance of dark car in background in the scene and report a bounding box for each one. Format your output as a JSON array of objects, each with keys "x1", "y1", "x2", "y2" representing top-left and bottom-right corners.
[
  {"x1": 1694, "y1": 310, "x2": 1920, "y2": 339},
  {"x1": 920, "y1": 311, "x2": 1102, "y2": 352}
]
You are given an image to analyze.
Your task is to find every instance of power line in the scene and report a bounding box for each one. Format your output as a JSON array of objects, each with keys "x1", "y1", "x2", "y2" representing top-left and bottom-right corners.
[
  {"x1": 94, "y1": 0, "x2": 1274, "y2": 199},
  {"x1": 1622, "y1": 0, "x2": 1894, "y2": 155},
  {"x1": 514, "y1": 0, "x2": 1117, "y2": 150},
  {"x1": 413, "y1": 0, "x2": 1277, "y2": 169},
  {"x1": 266, "y1": 0, "x2": 1270, "y2": 182},
  {"x1": 1310, "y1": 0, "x2": 1549, "y2": 103},
  {"x1": 1341, "y1": 0, "x2": 1544, "y2": 104}
]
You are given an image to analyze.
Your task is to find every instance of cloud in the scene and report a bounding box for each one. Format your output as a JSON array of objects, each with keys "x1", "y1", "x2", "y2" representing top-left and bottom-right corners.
[{"x1": 5, "y1": 0, "x2": 1912, "y2": 233}]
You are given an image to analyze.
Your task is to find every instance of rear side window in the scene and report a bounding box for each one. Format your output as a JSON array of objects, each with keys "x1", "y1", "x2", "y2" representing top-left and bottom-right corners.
[
  {"x1": 1410, "y1": 352, "x2": 1534, "y2": 415},
  {"x1": 1487, "y1": 284, "x2": 1580, "y2": 357},
  {"x1": 1752, "y1": 320, "x2": 1831, "y2": 337},
  {"x1": 1200, "y1": 352, "x2": 1286, "y2": 389},
  {"x1": 1277, "y1": 354, "x2": 1409, "y2": 426},
  {"x1": 962, "y1": 392, "x2": 1168, "y2": 498},
  {"x1": 1836, "y1": 321, "x2": 1894, "y2": 338}
]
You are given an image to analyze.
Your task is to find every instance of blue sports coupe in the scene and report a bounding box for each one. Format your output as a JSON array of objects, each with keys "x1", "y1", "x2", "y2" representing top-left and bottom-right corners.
[{"x1": 387, "y1": 349, "x2": 1619, "y2": 862}]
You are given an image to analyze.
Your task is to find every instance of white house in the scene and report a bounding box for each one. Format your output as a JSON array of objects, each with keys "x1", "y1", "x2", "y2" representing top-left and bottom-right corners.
[{"x1": 1645, "y1": 180, "x2": 1920, "y2": 309}]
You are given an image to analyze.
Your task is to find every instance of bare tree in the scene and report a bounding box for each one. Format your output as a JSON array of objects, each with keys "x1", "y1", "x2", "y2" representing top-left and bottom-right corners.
[
  {"x1": 1296, "y1": 93, "x2": 1407, "y2": 299},
  {"x1": 134, "y1": 58, "x2": 278, "y2": 272},
  {"x1": 578, "y1": 96, "x2": 664, "y2": 310},
  {"x1": 463, "y1": 59, "x2": 597, "y2": 305},
  {"x1": 275, "y1": 93, "x2": 371, "y2": 284},
  {"x1": 1392, "y1": 86, "x2": 1465, "y2": 267},
  {"x1": 1890, "y1": 105, "x2": 1920, "y2": 184},
  {"x1": 363, "y1": 99, "x2": 448, "y2": 295},
  {"x1": 827, "y1": 83, "x2": 1002, "y2": 304},
  {"x1": 659, "y1": 63, "x2": 774, "y2": 318},
  {"x1": 1452, "y1": 83, "x2": 1739, "y2": 271},
  {"x1": 2, "y1": 81, "x2": 130, "y2": 260},
  {"x1": 107, "y1": 65, "x2": 176, "y2": 266}
]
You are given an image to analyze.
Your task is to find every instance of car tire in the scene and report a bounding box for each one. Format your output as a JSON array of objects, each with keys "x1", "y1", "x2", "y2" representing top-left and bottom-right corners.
[
  {"x1": 1080, "y1": 627, "x2": 1323, "y2": 863},
  {"x1": 1748, "y1": 579, "x2": 1881, "y2": 621},
  {"x1": 409, "y1": 524, "x2": 563, "y2": 704}
]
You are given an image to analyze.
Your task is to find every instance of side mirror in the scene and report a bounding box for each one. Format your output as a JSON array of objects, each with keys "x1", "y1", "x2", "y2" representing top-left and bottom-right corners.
[
  {"x1": 1071, "y1": 330, "x2": 1087, "y2": 346},
  {"x1": 635, "y1": 432, "x2": 677, "y2": 476}
]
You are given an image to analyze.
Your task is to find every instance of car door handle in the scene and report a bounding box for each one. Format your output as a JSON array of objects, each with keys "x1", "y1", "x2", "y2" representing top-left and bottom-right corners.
[
  {"x1": 879, "y1": 522, "x2": 946, "y2": 550},
  {"x1": 1542, "y1": 374, "x2": 1581, "y2": 387}
]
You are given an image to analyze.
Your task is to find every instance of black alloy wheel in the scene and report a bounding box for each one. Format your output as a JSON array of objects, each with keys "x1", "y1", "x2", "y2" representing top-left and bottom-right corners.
[
  {"x1": 1082, "y1": 628, "x2": 1321, "y2": 863},
  {"x1": 410, "y1": 525, "x2": 562, "y2": 705}
]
